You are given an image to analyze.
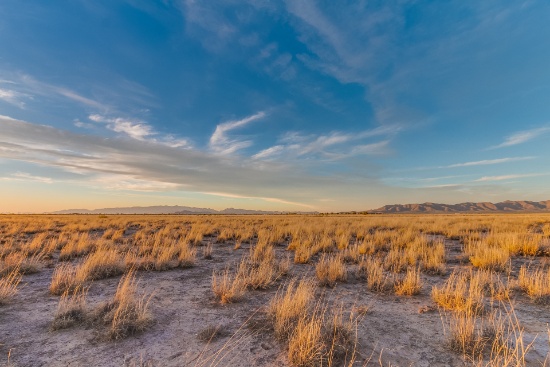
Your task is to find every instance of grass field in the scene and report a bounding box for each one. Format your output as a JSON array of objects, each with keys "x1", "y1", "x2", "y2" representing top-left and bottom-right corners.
[{"x1": 1, "y1": 213, "x2": 550, "y2": 366}]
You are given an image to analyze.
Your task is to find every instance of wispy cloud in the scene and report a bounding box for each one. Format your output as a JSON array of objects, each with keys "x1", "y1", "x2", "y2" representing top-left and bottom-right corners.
[
  {"x1": 475, "y1": 173, "x2": 548, "y2": 182},
  {"x1": 74, "y1": 121, "x2": 95, "y2": 129},
  {"x1": 0, "y1": 116, "x2": 337, "y2": 208},
  {"x1": 88, "y1": 114, "x2": 191, "y2": 147},
  {"x1": 446, "y1": 156, "x2": 536, "y2": 168},
  {"x1": 1, "y1": 72, "x2": 156, "y2": 115},
  {"x1": 489, "y1": 126, "x2": 550, "y2": 149},
  {"x1": 397, "y1": 156, "x2": 537, "y2": 172},
  {"x1": 0, "y1": 88, "x2": 29, "y2": 108},
  {"x1": 201, "y1": 191, "x2": 315, "y2": 208},
  {"x1": 89, "y1": 114, "x2": 154, "y2": 140},
  {"x1": 209, "y1": 111, "x2": 266, "y2": 154},
  {"x1": 254, "y1": 124, "x2": 400, "y2": 161},
  {"x1": 93, "y1": 175, "x2": 182, "y2": 192},
  {"x1": 0, "y1": 172, "x2": 53, "y2": 184},
  {"x1": 17, "y1": 74, "x2": 109, "y2": 111}
]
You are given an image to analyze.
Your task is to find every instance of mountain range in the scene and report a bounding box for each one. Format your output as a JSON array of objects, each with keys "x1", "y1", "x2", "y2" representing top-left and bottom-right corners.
[
  {"x1": 50, "y1": 205, "x2": 312, "y2": 215},
  {"x1": 48, "y1": 200, "x2": 550, "y2": 215},
  {"x1": 370, "y1": 200, "x2": 550, "y2": 213}
]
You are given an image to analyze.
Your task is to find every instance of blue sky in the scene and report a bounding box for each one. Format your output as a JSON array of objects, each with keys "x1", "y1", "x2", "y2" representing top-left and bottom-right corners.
[{"x1": 1, "y1": 0, "x2": 550, "y2": 212}]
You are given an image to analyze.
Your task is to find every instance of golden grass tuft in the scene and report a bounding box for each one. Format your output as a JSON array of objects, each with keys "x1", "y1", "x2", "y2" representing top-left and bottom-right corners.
[
  {"x1": 442, "y1": 302, "x2": 533, "y2": 365},
  {"x1": 49, "y1": 263, "x2": 87, "y2": 295},
  {"x1": 202, "y1": 243, "x2": 213, "y2": 259},
  {"x1": 287, "y1": 310, "x2": 324, "y2": 367},
  {"x1": 0, "y1": 268, "x2": 22, "y2": 305},
  {"x1": 518, "y1": 265, "x2": 550, "y2": 304},
  {"x1": 237, "y1": 255, "x2": 282, "y2": 290},
  {"x1": 94, "y1": 271, "x2": 153, "y2": 340},
  {"x1": 51, "y1": 286, "x2": 88, "y2": 330},
  {"x1": 469, "y1": 245, "x2": 510, "y2": 272},
  {"x1": 80, "y1": 249, "x2": 125, "y2": 281},
  {"x1": 287, "y1": 305, "x2": 357, "y2": 367},
  {"x1": 211, "y1": 268, "x2": 246, "y2": 304},
  {"x1": 359, "y1": 257, "x2": 393, "y2": 293},
  {"x1": 0, "y1": 252, "x2": 42, "y2": 276},
  {"x1": 315, "y1": 254, "x2": 347, "y2": 287},
  {"x1": 432, "y1": 270, "x2": 484, "y2": 313},
  {"x1": 394, "y1": 267, "x2": 422, "y2": 296},
  {"x1": 59, "y1": 233, "x2": 93, "y2": 261},
  {"x1": 445, "y1": 309, "x2": 484, "y2": 357},
  {"x1": 178, "y1": 242, "x2": 197, "y2": 268},
  {"x1": 268, "y1": 278, "x2": 316, "y2": 341}
]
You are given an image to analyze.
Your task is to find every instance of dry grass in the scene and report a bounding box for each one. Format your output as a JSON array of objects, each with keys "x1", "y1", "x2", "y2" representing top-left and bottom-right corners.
[
  {"x1": 268, "y1": 278, "x2": 316, "y2": 341},
  {"x1": 287, "y1": 305, "x2": 357, "y2": 367},
  {"x1": 420, "y1": 240, "x2": 447, "y2": 275},
  {"x1": 237, "y1": 255, "x2": 283, "y2": 290},
  {"x1": 359, "y1": 257, "x2": 393, "y2": 293},
  {"x1": 0, "y1": 268, "x2": 22, "y2": 305},
  {"x1": 80, "y1": 249, "x2": 125, "y2": 281},
  {"x1": 51, "y1": 286, "x2": 88, "y2": 330},
  {"x1": 315, "y1": 254, "x2": 347, "y2": 287},
  {"x1": 49, "y1": 263, "x2": 87, "y2": 295},
  {"x1": 394, "y1": 267, "x2": 422, "y2": 296},
  {"x1": 197, "y1": 324, "x2": 226, "y2": 342},
  {"x1": 0, "y1": 252, "x2": 42, "y2": 276},
  {"x1": 468, "y1": 245, "x2": 510, "y2": 272},
  {"x1": 442, "y1": 302, "x2": 533, "y2": 366},
  {"x1": 97, "y1": 271, "x2": 154, "y2": 340},
  {"x1": 202, "y1": 243, "x2": 213, "y2": 260},
  {"x1": 212, "y1": 268, "x2": 247, "y2": 304},
  {"x1": 59, "y1": 233, "x2": 93, "y2": 261},
  {"x1": 445, "y1": 309, "x2": 484, "y2": 357},
  {"x1": 432, "y1": 270, "x2": 484, "y2": 313},
  {"x1": 518, "y1": 265, "x2": 550, "y2": 304},
  {"x1": 178, "y1": 241, "x2": 197, "y2": 268},
  {"x1": 2, "y1": 213, "x2": 550, "y2": 364}
]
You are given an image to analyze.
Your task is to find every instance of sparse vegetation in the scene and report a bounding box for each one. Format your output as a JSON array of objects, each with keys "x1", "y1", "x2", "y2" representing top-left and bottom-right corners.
[
  {"x1": 394, "y1": 267, "x2": 422, "y2": 296},
  {"x1": 51, "y1": 286, "x2": 88, "y2": 330},
  {"x1": 0, "y1": 213, "x2": 549, "y2": 366},
  {"x1": 518, "y1": 264, "x2": 550, "y2": 303},
  {"x1": 315, "y1": 254, "x2": 347, "y2": 287},
  {"x1": 96, "y1": 271, "x2": 153, "y2": 340},
  {"x1": 0, "y1": 268, "x2": 22, "y2": 305},
  {"x1": 212, "y1": 268, "x2": 246, "y2": 304}
]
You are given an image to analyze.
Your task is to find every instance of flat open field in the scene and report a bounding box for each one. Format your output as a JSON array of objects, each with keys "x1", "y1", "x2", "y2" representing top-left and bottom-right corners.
[{"x1": 1, "y1": 214, "x2": 550, "y2": 366}]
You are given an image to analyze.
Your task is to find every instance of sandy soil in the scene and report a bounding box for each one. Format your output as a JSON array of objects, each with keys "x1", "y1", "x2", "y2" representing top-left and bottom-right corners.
[{"x1": 1, "y1": 238, "x2": 549, "y2": 367}]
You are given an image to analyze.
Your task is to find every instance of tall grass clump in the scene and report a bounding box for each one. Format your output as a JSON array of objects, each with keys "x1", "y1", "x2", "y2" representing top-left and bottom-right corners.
[
  {"x1": 432, "y1": 270, "x2": 484, "y2": 313},
  {"x1": 51, "y1": 286, "x2": 88, "y2": 330},
  {"x1": 468, "y1": 244, "x2": 510, "y2": 272},
  {"x1": 517, "y1": 265, "x2": 550, "y2": 304},
  {"x1": 95, "y1": 271, "x2": 153, "y2": 340},
  {"x1": 268, "y1": 278, "x2": 316, "y2": 341},
  {"x1": 287, "y1": 305, "x2": 357, "y2": 367},
  {"x1": 0, "y1": 268, "x2": 22, "y2": 305},
  {"x1": 441, "y1": 302, "x2": 533, "y2": 365},
  {"x1": 50, "y1": 263, "x2": 87, "y2": 295},
  {"x1": 315, "y1": 254, "x2": 347, "y2": 287},
  {"x1": 394, "y1": 267, "x2": 422, "y2": 296},
  {"x1": 212, "y1": 268, "x2": 246, "y2": 304},
  {"x1": 178, "y1": 241, "x2": 197, "y2": 268},
  {"x1": 80, "y1": 249, "x2": 125, "y2": 281},
  {"x1": 359, "y1": 257, "x2": 393, "y2": 293}
]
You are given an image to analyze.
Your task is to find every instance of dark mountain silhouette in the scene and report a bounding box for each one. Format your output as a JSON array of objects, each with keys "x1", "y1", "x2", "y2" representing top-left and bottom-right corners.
[
  {"x1": 371, "y1": 200, "x2": 550, "y2": 213},
  {"x1": 50, "y1": 205, "x2": 315, "y2": 215}
]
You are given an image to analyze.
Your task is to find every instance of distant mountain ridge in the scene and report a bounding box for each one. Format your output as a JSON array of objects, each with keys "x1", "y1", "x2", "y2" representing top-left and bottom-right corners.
[
  {"x1": 371, "y1": 200, "x2": 550, "y2": 213},
  {"x1": 50, "y1": 205, "x2": 313, "y2": 215}
]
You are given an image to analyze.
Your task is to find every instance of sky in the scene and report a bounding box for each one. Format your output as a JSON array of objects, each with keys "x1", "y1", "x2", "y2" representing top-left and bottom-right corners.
[{"x1": 1, "y1": 1, "x2": 550, "y2": 213}]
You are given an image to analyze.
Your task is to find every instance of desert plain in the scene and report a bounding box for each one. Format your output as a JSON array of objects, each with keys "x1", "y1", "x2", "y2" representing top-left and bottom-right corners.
[{"x1": 1, "y1": 213, "x2": 550, "y2": 367}]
